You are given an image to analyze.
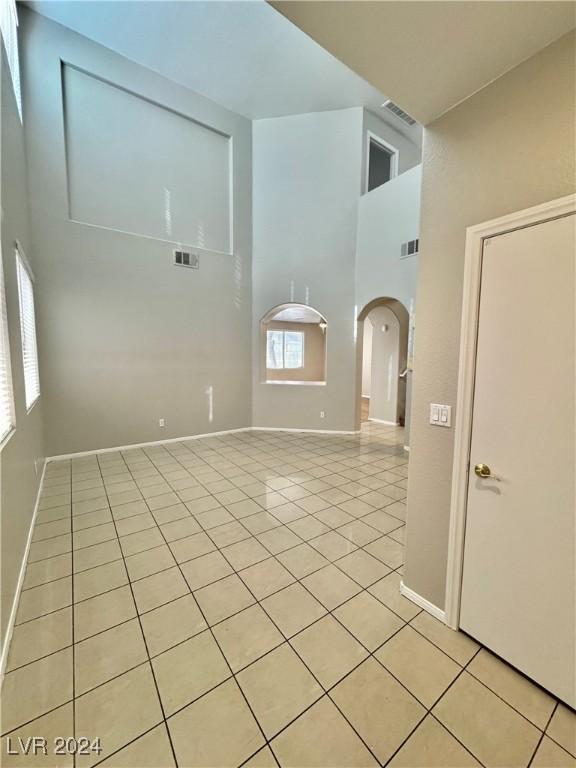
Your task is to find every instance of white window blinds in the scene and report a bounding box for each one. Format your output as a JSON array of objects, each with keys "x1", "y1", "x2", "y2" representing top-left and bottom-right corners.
[
  {"x1": 266, "y1": 330, "x2": 304, "y2": 370},
  {"x1": 16, "y1": 248, "x2": 40, "y2": 410},
  {"x1": 0, "y1": 248, "x2": 15, "y2": 443},
  {"x1": 0, "y1": 0, "x2": 22, "y2": 120}
]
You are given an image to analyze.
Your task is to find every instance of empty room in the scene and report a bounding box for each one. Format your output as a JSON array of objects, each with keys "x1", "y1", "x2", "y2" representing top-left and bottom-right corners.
[{"x1": 0, "y1": 1, "x2": 575, "y2": 766}]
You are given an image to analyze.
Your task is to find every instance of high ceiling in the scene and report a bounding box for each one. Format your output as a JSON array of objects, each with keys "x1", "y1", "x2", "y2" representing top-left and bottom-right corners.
[
  {"x1": 25, "y1": 0, "x2": 390, "y2": 120},
  {"x1": 272, "y1": 1, "x2": 576, "y2": 124}
]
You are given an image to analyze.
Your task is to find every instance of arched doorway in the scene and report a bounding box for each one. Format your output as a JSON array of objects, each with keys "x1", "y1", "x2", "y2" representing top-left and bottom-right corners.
[{"x1": 355, "y1": 297, "x2": 410, "y2": 431}]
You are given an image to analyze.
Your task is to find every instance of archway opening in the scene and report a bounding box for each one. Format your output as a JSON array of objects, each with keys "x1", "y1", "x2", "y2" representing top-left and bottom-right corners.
[{"x1": 261, "y1": 303, "x2": 327, "y2": 385}]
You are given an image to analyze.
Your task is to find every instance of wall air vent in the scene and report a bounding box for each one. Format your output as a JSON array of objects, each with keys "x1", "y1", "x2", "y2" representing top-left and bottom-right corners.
[
  {"x1": 401, "y1": 239, "x2": 419, "y2": 258},
  {"x1": 174, "y1": 250, "x2": 199, "y2": 269},
  {"x1": 381, "y1": 100, "x2": 417, "y2": 126}
]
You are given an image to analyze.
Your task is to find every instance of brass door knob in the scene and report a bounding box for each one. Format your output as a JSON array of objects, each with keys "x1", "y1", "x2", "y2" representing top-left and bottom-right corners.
[{"x1": 474, "y1": 463, "x2": 492, "y2": 478}]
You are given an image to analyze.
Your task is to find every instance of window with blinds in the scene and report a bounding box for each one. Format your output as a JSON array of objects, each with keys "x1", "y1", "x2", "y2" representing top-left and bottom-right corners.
[
  {"x1": 0, "y1": 248, "x2": 15, "y2": 444},
  {"x1": 266, "y1": 330, "x2": 304, "y2": 370},
  {"x1": 16, "y1": 248, "x2": 40, "y2": 410},
  {"x1": 0, "y1": 0, "x2": 22, "y2": 120}
]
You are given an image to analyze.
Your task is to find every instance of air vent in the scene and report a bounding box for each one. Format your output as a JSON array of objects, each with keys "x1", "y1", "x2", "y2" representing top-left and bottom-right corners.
[
  {"x1": 381, "y1": 100, "x2": 417, "y2": 126},
  {"x1": 401, "y1": 239, "x2": 419, "y2": 258},
  {"x1": 174, "y1": 250, "x2": 199, "y2": 269}
]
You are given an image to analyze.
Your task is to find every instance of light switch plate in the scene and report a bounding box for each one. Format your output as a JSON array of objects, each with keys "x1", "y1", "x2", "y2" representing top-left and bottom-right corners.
[{"x1": 430, "y1": 403, "x2": 451, "y2": 427}]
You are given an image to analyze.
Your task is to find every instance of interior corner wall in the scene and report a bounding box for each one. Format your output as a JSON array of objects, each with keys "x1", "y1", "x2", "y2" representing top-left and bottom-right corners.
[
  {"x1": 19, "y1": 8, "x2": 253, "y2": 457},
  {"x1": 405, "y1": 30, "x2": 576, "y2": 611},
  {"x1": 252, "y1": 108, "x2": 363, "y2": 431},
  {"x1": 0, "y1": 49, "x2": 46, "y2": 647}
]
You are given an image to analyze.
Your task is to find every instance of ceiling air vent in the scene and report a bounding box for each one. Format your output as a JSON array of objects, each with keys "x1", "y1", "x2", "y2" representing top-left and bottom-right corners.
[
  {"x1": 174, "y1": 250, "x2": 199, "y2": 269},
  {"x1": 401, "y1": 239, "x2": 419, "y2": 258},
  {"x1": 381, "y1": 100, "x2": 417, "y2": 126}
]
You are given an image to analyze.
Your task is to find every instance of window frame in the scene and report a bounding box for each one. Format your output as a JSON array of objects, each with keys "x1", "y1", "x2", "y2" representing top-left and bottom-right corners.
[
  {"x1": 266, "y1": 329, "x2": 305, "y2": 371},
  {"x1": 365, "y1": 131, "x2": 399, "y2": 193},
  {"x1": 0, "y1": 0, "x2": 22, "y2": 121},
  {"x1": 0, "y1": 246, "x2": 16, "y2": 449},
  {"x1": 15, "y1": 243, "x2": 41, "y2": 413}
]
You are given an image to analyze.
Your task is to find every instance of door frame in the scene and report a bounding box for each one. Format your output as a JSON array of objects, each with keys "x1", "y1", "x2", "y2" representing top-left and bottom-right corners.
[{"x1": 445, "y1": 193, "x2": 576, "y2": 630}]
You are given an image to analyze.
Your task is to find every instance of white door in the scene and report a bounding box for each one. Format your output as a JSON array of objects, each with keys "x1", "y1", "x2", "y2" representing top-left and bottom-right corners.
[{"x1": 460, "y1": 212, "x2": 575, "y2": 707}]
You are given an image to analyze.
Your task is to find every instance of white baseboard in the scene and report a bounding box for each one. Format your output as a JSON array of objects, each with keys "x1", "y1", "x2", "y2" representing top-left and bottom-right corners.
[
  {"x1": 252, "y1": 427, "x2": 360, "y2": 435},
  {"x1": 46, "y1": 427, "x2": 253, "y2": 462},
  {"x1": 368, "y1": 418, "x2": 400, "y2": 426},
  {"x1": 400, "y1": 581, "x2": 447, "y2": 623},
  {"x1": 0, "y1": 458, "x2": 47, "y2": 679}
]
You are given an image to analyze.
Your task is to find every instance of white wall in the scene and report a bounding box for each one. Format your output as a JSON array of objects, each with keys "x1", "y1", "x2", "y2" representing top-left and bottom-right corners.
[
  {"x1": 361, "y1": 319, "x2": 372, "y2": 397},
  {"x1": 20, "y1": 9, "x2": 253, "y2": 456},
  {"x1": 252, "y1": 108, "x2": 364, "y2": 431},
  {"x1": 367, "y1": 306, "x2": 400, "y2": 424}
]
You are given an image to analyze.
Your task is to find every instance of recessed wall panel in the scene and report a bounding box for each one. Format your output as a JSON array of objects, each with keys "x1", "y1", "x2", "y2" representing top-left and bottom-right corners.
[{"x1": 63, "y1": 65, "x2": 232, "y2": 253}]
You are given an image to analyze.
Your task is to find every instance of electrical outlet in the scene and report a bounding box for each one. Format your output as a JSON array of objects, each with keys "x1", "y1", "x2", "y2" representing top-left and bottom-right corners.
[
  {"x1": 159, "y1": 418, "x2": 165, "y2": 428},
  {"x1": 320, "y1": 411, "x2": 325, "y2": 418}
]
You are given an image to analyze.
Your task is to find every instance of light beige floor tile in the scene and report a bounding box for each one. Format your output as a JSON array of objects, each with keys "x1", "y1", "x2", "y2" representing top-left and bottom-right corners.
[
  {"x1": 23, "y1": 553, "x2": 71, "y2": 589},
  {"x1": 75, "y1": 585, "x2": 136, "y2": 641},
  {"x1": 75, "y1": 664, "x2": 163, "y2": 767},
  {"x1": 28, "y1": 534, "x2": 72, "y2": 563},
  {"x1": 1, "y1": 703, "x2": 74, "y2": 768},
  {"x1": 194, "y1": 573, "x2": 255, "y2": 625},
  {"x1": 386, "y1": 501, "x2": 407, "y2": 521},
  {"x1": 243, "y1": 745, "x2": 277, "y2": 767},
  {"x1": 237, "y1": 644, "x2": 323, "y2": 738},
  {"x1": 75, "y1": 619, "x2": 147, "y2": 695},
  {"x1": 213, "y1": 604, "x2": 284, "y2": 672},
  {"x1": 367, "y1": 572, "x2": 421, "y2": 621},
  {"x1": 74, "y1": 559, "x2": 128, "y2": 602},
  {"x1": 277, "y1": 543, "x2": 330, "y2": 578},
  {"x1": 360, "y1": 510, "x2": 403, "y2": 536},
  {"x1": 314, "y1": 506, "x2": 355, "y2": 528},
  {"x1": 120, "y1": 527, "x2": 164, "y2": 557},
  {"x1": 237, "y1": 511, "x2": 281, "y2": 535},
  {"x1": 336, "y1": 550, "x2": 391, "y2": 587},
  {"x1": 16, "y1": 576, "x2": 71, "y2": 623},
  {"x1": 291, "y1": 615, "x2": 368, "y2": 689},
  {"x1": 533, "y1": 736, "x2": 576, "y2": 767},
  {"x1": 153, "y1": 503, "x2": 190, "y2": 525},
  {"x1": 111, "y1": 500, "x2": 149, "y2": 521},
  {"x1": 159, "y1": 515, "x2": 201, "y2": 542},
  {"x1": 548, "y1": 705, "x2": 576, "y2": 757},
  {"x1": 309, "y1": 531, "x2": 357, "y2": 561},
  {"x1": 73, "y1": 498, "x2": 109, "y2": 517},
  {"x1": 168, "y1": 679, "x2": 264, "y2": 767},
  {"x1": 376, "y1": 626, "x2": 460, "y2": 707},
  {"x1": 334, "y1": 591, "x2": 403, "y2": 651},
  {"x1": 302, "y1": 564, "x2": 362, "y2": 610},
  {"x1": 388, "y1": 525, "x2": 405, "y2": 544},
  {"x1": 185, "y1": 495, "x2": 221, "y2": 515},
  {"x1": 433, "y1": 671, "x2": 541, "y2": 767},
  {"x1": 73, "y1": 508, "x2": 113, "y2": 531},
  {"x1": 7, "y1": 607, "x2": 72, "y2": 670},
  {"x1": 145, "y1": 492, "x2": 180, "y2": 511},
  {"x1": 256, "y1": 526, "x2": 302, "y2": 555},
  {"x1": 238, "y1": 557, "x2": 295, "y2": 599},
  {"x1": 261, "y1": 583, "x2": 326, "y2": 638},
  {"x1": 287, "y1": 515, "x2": 330, "y2": 540},
  {"x1": 387, "y1": 715, "x2": 481, "y2": 767},
  {"x1": 115, "y1": 512, "x2": 156, "y2": 538},
  {"x1": 363, "y1": 536, "x2": 404, "y2": 568},
  {"x1": 1, "y1": 648, "x2": 73, "y2": 734},
  {"x1": 125, "y1": 544, "x2": 176, "y2": 581},
  {"x1": 73, "y1": 539, "x2": 122, "y2": 573},
  {"x1": 208, "y1": 520, "x2": 251, "y2": 548},
  {"x1": 195, "y1": 506, "x2": 235, "y2": 530},
  {"x1": 269, "y1": 502, "x2": 308, "y2": 524},
  {"x1": 169, "y1": 531, "x2": 216, "y2": 564},
  {"x1": 222, "y1": 538, "x2": 270, "y2": 570},
  {"x1": 295, "y1": 496, "x2": 332, "y2": 514},
  {"x1": 272, "y1": 696, "x2": 377, "y2": 767},
  {"x1": 331, "y1": 657, "x2": 425, "y2": 764},
  {"x1": 336, "y1": 520, "x2": 382, "y2": 546},
  {"x1": 140, "y1": 594, "x2": 207, "y2": 656},
  {"x1": 467, "y1": 649, "x2": 556, "y2": 729},
  {"x1": 410, "y1": 612, "x2": 479, "y2": 666},
  {"x1": 132, "y1": 566, "x2": 189, "y2": 614},
  {"x1": 225, "y1": 499, "x2": 262, "y2": 519},
  {"x1": 338, "y1": 498, "x2": 375, "y2": 518},
  {"x1": 152, "y1": 629, "x2": 230, "y2": 715},
  {"x1": 98, "y1": 724, "x2": 175, "y2": 767},
  {"x1": 180, "y1": 550, "x2": 233, "y2": 590},
  {"x1": 33, "y1": 518, "x2": 71, "y2": 542}
]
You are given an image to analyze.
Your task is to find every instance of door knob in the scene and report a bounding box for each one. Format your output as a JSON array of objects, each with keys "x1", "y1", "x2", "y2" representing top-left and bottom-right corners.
[{"x1": 474, "y1": 463, "x2": 492, "y2": 478}]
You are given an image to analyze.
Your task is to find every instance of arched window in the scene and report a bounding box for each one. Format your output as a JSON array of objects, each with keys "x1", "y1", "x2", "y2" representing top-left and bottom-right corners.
[{"x1": 261, "y1": 304, "x2": 327, "y2": 385}]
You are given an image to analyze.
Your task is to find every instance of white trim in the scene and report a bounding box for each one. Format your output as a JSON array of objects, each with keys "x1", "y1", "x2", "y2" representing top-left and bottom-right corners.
[
  {"x1": 400, "y1": 581, "x2": 446, "y2": 623},
  {"x1": 368, "y1": 418, "x2": 399, "y2": 426},
  {"x1": 264, "y1": 381, "x2": 326, "y2": 387},
  {"x1": 0, "y1": 458, "x2": 47, "y2": 679},
  {"x1": 46, "y1": 427, "x2": 253, "y2": 462},
  {"x1": 365, "y1": 130, "x2": 399, "y2": 194},
  {"x1": 251, "y1": 427, "x2": 360, "y2": 435},
  {"x1": 445, "y1": 193, "x2": 576, "y2": 630}
]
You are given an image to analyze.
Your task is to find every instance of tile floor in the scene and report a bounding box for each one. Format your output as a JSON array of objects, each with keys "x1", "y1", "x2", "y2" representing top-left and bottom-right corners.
[{"x1": 1, "y1": 423, "x2": 574, "y2": 767}]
